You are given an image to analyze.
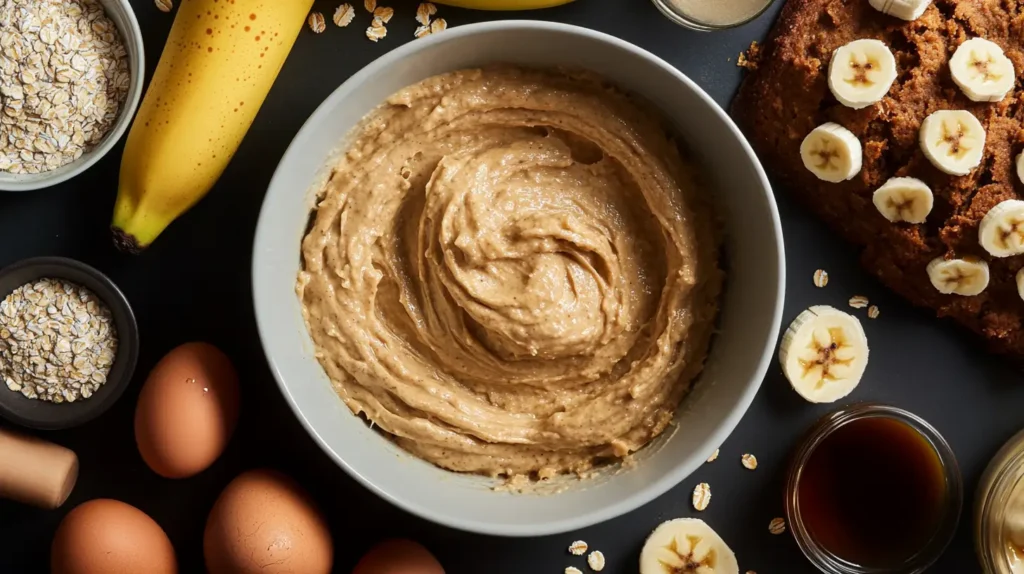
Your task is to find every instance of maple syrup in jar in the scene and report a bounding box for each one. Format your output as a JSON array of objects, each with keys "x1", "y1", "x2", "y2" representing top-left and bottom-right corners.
[{"x1": 786, "y1": 404, "x2": 962, "y2": 574}]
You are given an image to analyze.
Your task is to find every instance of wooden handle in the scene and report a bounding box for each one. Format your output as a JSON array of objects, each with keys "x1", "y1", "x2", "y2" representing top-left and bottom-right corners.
[{"x1": 0, "y1": 428, "x2": 78, "y2": 509}]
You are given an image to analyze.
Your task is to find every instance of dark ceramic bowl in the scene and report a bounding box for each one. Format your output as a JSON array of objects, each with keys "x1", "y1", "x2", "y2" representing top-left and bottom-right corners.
[{"x1": 0, "y1": 257, "x2": 139, "y2": 430}]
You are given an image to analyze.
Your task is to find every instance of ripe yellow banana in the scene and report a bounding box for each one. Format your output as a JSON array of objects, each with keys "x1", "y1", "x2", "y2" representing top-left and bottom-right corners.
[
  {"x1": 112, "y1": 0, "x2": 314, "y2": 252},
  {"x1": 433, "y1": 0, "x2": 574, "y2": 9}
]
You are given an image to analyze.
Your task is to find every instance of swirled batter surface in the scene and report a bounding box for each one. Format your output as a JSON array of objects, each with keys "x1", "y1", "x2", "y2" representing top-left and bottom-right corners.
[{"x1": 299, "y1": 67, "x2": 721, "y2": 478}]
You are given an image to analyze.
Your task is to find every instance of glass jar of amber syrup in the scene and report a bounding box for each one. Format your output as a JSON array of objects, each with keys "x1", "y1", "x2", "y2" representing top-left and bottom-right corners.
[{"x1": 786, "y1": 404, "x2": 962, "y2": 573}]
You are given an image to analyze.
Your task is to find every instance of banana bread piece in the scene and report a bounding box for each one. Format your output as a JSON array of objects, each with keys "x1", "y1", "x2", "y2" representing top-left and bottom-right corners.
[{"x1": 733, "y1": 0, "x2": 1024, "y2": 355}]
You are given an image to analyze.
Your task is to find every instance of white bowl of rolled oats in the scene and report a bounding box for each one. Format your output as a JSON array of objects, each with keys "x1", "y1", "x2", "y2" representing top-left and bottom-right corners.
[{"x1": 0, "y1": 0, "x2": 144, "y2": 191}]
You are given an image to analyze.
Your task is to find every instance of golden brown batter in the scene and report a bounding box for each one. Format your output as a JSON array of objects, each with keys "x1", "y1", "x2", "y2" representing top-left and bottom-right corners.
[{"x1": 298, "y1": 67, "x2": 721, "y2": 479}]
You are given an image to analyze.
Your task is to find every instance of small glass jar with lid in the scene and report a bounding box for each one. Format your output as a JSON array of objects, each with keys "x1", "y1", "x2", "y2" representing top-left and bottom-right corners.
[
  {"x1": 650, "y1": 0, "x2": 777, "y2": 31},
  {"x1": 977, "y1": 429, "x2": 1024, "y2": 573}
]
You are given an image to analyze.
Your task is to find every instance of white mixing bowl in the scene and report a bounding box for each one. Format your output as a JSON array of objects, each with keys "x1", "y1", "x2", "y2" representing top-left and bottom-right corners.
[{"x1": 253, "y1": 20, "x2": 784, "y2": 537}]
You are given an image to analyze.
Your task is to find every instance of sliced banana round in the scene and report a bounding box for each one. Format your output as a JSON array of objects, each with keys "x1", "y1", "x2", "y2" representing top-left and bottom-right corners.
[
  {"x1": 927, "y1": 257, "x2": 990, "y2": 295},
  {"x1": 949, "y1": 37, "x2": 1016, "y2": 102},
  {"x1": 828, "y1": 39, "x2": 898, "y2": 109},
  {"x1": 1016, "y1": 152, "x2": 1024, "y2": 185},
  {"x1": 800, "y1": 123, "x2": 862, "y2": 183},
  {"x1": 1016, "y1": 268, "x2": 1024, "y2": 302},
  {"x1": 872, "y1": 177, "x2": 933, "y2": 223},
  {"x1": 979, "y1": 200, "x2": 1024, "y2": 257},
  {"x1": 919, "y1": 110, "x2": 985, "y2": 176},
  {"x1": 639, "y1": 518, "x2": 739, "y2": 574},
  {"x1": 869, "y1": 0, "x2": 932, "y2": 20},
  {"x1": 779, "y1": 306, "x2": 868, "y2": 404}
]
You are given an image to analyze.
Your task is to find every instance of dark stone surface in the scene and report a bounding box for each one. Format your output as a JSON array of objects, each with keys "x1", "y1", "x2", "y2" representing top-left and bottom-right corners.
[{"x1": 0, "y1": 0, "x2": 1012, "y2": 572}]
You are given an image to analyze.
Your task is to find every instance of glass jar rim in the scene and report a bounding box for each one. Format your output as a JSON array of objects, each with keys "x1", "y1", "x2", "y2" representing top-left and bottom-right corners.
[
  {"x1": 785, "y1": 403, "x2": 963, "y2": 574},
  {"x1": 649, "y1": 0, "x2": 777, "y2": 32}
]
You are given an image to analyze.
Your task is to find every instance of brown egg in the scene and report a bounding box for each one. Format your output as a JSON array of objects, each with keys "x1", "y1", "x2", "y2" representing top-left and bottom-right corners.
[
  {"x1": 135, "y1": 342, "x2": 240, "y2": 478},
  {"x1": 204, "y1": 469, "x2": 333, "y2": 574},
  {"x1": 352, "y1": 539, "x2": 445, "y2": 574},
  {"x1": 51, "y1": 499, "x2": 177, "y2": 574}
]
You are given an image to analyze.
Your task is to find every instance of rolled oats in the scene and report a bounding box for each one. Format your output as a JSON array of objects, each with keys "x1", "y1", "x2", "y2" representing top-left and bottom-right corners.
[
  {"x1": 565, "y1": 568, "x2": 582, "y2": 574},
  {"x1": 692, "y1": 482, "x2": 711, "y2": 511},
  {"x1": 366, "y1": 22, "x2": 387, "y2": 42},
  {"x1": 0, "y1": 278, "x2": 118, "y2": 403},
  {"x1": 333, "y1": 3, "x2": 355, "y2": 27},
  {"x1": 155, "y1": 0, "x2": 173, "y2": 13},
  {"x1": 586, "y1": 550, "x2": 605, "y2": 572},
  {"x1": 373, "y1": 6, "x2": 394, "y2": 23},
  {"x1": 741, "y1": 453, "x2": 758, "y2": 470},
  {"x1": 430, "y1": 17, "x2": 448, "y2": 34},
  {"x1": 813, "y1": 268, "x2": 829, "y2": 288},
  {"x1": 416, "y1": 2, "x2": 437, "y2": 26},
  {"x1": 308, "y1": 12, "x2": 327, "y2": 34},
  {"x1": 867, "y1": 304, "x2": 880, "y2": 319},
  {"x1": 706, "y1": 448, "x2": 719, "y2": 462},
  {"x1": 769, "y1": 517, "x2": 786, "y2": 535},
  {"x1": 414, "y1": 25, "x2": 431, "y2": 39},
  {"x1": 568, "y1": 540, "x2": 588, "y2": 556},
  {"x1": 364, "y1": 0, "x2": 377, "y2": 12},
  {"x1": 0, "y1": 0, "x2": 130, "y2": 175},
  {"x1": 849, "y1": 295, "x2": 869, "y2": 309}
]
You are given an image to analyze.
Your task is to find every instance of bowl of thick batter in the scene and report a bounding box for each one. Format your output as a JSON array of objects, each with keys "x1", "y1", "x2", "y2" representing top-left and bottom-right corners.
[{"x1": 253, "y1": 21, "x2": 784, "y2": 536}]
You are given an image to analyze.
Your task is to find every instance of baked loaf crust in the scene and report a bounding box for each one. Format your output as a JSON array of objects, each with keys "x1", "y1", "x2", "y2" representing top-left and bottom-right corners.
[{"x1": 733, "y1": 0, "x2": 1024, "y2": 355}]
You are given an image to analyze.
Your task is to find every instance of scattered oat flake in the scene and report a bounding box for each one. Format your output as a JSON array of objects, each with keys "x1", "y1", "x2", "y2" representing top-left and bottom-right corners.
[
  {"x1": 565, "y1": 568, "x2": 583, "y2": 574},
  {"x1": 849, "y1": 295, "x2": 869, "y2": 309},
  {"x1": 366, "y1": 23, "x2": 387, "y2": 41},
  {"x1": 373, "y1": 6, "x2": 394, "y2": 23},
  {"x1": 333, "y1": 3, "x2": 355, "y2": 27},
  {"x1": 692, "y1": 482, "x2": 711, "y2": 511},
  {"x1": 769, "y1": 517, "x2": 786, "y2": 535},
  {"x1": 364, "y1": 0, "x2": 377, "y2": 11},
  {"x1": 416, "y1": 2, "x2": 438, "y2": 26},
  {"x1": 414, "y1": 25, "x2": 431, "y2": 38},
  {"x1": 868, "y1": 305, "x2": 880, "y2": 319},
  {"x1": 430, "y1": 17, "x2": 448, "y2": 34},
  {"x1": 308, "y1": 12, "x2": 326, "y2": 34},
  {"x1": 587, "y1": 550, "x2": 606, "y2": 572},
  {"x1": 155, "y1": 0, "x2": 173, "y2": 12},
  {"x1": 813, "y1": 269, "x2": 829, "y2": 288},
  {"x1": 568, "y1": 540, "x2": 588, "y2": 556},
  {"x1": 706, "y1": 448, "x2": 719, "y2": 463},
  {"x1": 741, "y1": 453, "x2": 758, "y2": 470}
]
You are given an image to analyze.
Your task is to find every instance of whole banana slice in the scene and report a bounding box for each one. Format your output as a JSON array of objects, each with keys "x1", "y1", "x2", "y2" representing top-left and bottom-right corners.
[
  {"x1": 979, "y1": 200, "x2": 1024, "y2": 257},
  {"x1": 919, "y1": 110, "x2": 986, "y2": 176},
  {"x1": 779, "y1": 306, "x2": 869, "y2": 404},
  {"x1": 869, "y1": 0, "x2": 931, "y2": 20},
  {"x1": 927, "y1": 257, "x2": 990, "y2": 295},
  {"x1": 800, "y1": 123, "x2": 863, "y2": 183},
  {"x1": 1017, "y1": 268, "x2": 1024, "y2": 302},
  {"x1": 872, "y1": 177, "x2": 933, "y2": 223},
  {"x1": 639, "y1": 518, "x2": 739, "y2": 574},
  {"x1": 949, "y1": 38, "x2": 1016, "y2": 102},
  {"x1": 828, "y1": 39, "x2": 898, "y2": 109}
]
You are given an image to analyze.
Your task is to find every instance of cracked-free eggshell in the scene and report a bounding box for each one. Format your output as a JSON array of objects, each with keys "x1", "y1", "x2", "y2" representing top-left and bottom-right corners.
[
  {"x1": 203, "y1": 469, "x2": 332, "y2": 574},
  {"x1": 353, "y1": 539, "x2": 445, "y2": 574}
]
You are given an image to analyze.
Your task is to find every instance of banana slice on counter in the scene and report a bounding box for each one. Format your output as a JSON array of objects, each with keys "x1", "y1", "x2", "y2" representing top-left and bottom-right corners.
[
  {"x1": 639, "y1": 518, "x2": 739, "y2": 574},
  {"x1": 949, "y1": 38, "x2": 1016, "y2": 102},
  {"x1": 919, "y1": 110, "x2": 985, "y2": 176},
  {"x1": 927, "y1": 257, "x2": 990, "y2": 295},
  {"x1": 979, "y1": 200, "x2": 1024, "y2": 257},
  {"x1": 869, "y1": 0, "x2": 932, "y2": 20},
  {"x1": 872, "y1": 177, "x2": 933, "y2": 223},
  {"x1": 779, "y1": 305, "x2": 869, "y2": 404},
  {"x1": 828, "y1": 39, "x2": 898, "y2": 109},
  {"x1": 800, "y1": 123, "x2": 863, "y2": 183}
]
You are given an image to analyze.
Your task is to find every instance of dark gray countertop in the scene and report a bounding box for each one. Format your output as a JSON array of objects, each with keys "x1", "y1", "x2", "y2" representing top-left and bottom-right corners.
[{"x1": 0, "y1": 0, "x2": 1015, "y2": 571}]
